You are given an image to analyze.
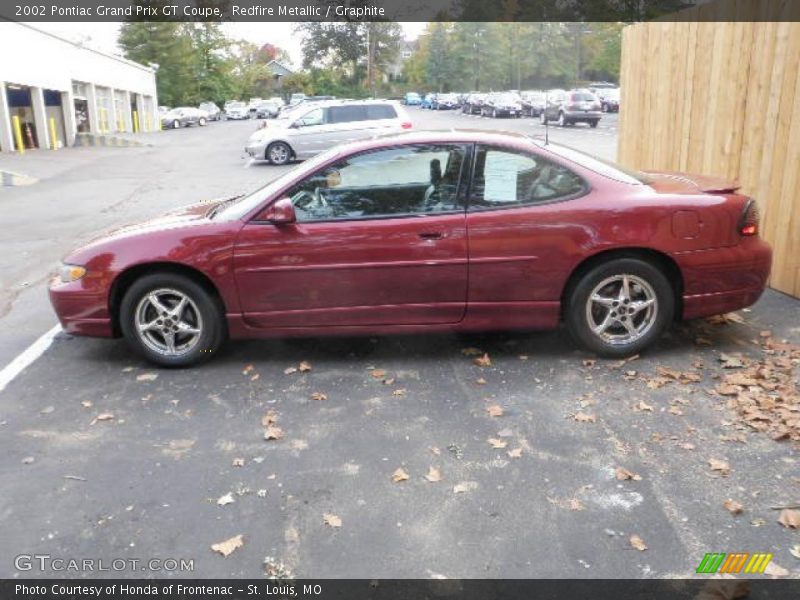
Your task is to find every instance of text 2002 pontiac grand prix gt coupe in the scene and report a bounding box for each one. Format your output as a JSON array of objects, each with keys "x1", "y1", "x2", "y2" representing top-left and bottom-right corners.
[{"x1": 49, "y1": 131, "x2": 771, "y2": 367}]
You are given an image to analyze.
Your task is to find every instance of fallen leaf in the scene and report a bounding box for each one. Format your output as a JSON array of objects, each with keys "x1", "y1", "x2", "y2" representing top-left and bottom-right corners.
[
  {"x1": 518, "y1": 354, "x2": 529, "y2": 360},
  {"x1": 283, "y1": 366, "x2": 297, "y2": 375},
  {"x1": 264, "y1": 426, "x2": 284, "y2": 441},
  {"x1": 242, "y1": 364, "x2": 255, "y2": 375},
  {"x1": 453, "y1": 481, "x2": 478, "y2": 494},
  {"x1": 40, "y1": 406, "x2": 54, "y2": 415},
  {"x1": 476, "y1": 377, "x2": 487, "y2": 385},
  {"x1": 80, "y1": 400, "x2": 93, "y2": 408},
  {"x1": 486, "y1": 404, "x2": 504, "y2": 417},
  {"x1": 633, "y1": 400, "x2": 654, "y2": 412},
  {"x1": 487, "y1": 438, "x2": 508, "y2": 449},
  {"x1": 777, "y1": 508, "x2": 800, "y2": 529},
  {"x1": 763, "y1": 562, "x2": 789, "y2": 578},
  {"x1": 323, "y1": 513, "x2": 342, "y2": 528},
  {"x1": 789, "y1": 544, "x2": 800, "y2": 559},
  {"x1": 507, "y1": 447, "x2": 523, "y2": 459},
  {"x1": 430, "y1": 446, "x2": 441, "y2": 455},
  {"x1": 669, "y1": 406, "x2": 684, "y2": 416},
  {"x1": 723, "y1": 499, "x2": 744, "y2": 515},
  {"x1": 371, "y1": 369, "x2": 386, "y2": 379},
  {"x1": 695, "y1": 336, "x2": 713, "y2": 346},
  {"x1": 474, "y1": 353, "x2": 492, "y2": 367},
  {"x1": 250, "y1": 373, "x2": 260, "y2": 381},
  {"x1": 391, "y1": 467, "x2": 409, "y2": 483},
  {"x1": 392, "y1": 388, "x2": 407, "y2": 396},
  {"x1": 572, "y1": 411, "x2": 596, "y2": 423},
  {"x1": 582, "y1": 359, "x2": 596, "y2": 367},
  {"x1": 708, "y1": 458, "x2": 731, "y2": 476},
  {"x1": 615, "y1": 467, "x2": 642, "y2": 481},
  {"x1": 424, "y1": 466, "x2": 443, "y2": 482},
  {"x1": 91, "y1": 413, "x2": 114, "y2": 425},
  {"x1": 629, "y1": 534, "x2": 647, "y2": 551},
  {"x1": 217, "y1": 492, "x2": 235, "y2": 507},
  {"x1": 261, "y1": 411, "x2": 278, "y2": 427},
  {"x1": 211, "y1": 534, "x2": 244, "y2": 557},
  {"x1": 136, "y1": 372, "x2": 158, "y2": 382},
  {"x1": 310, "y1": 392, "x2": 327, "y2": 401},
  {"x1": 298, "y1": 361, "x2": 312, "y2": 372},
  {"x1": 461, "y1": 347, "x2": 483, "y2": 356},
  {"x1": 231, "y1": 458, "x2": 245, "y2": 467},
  {"x1": 719, "y1": 353, "x2": 745, "y2": 369},
  {"x1": 497, "y1": 428, "x2": 513, "y2": 437},
  {"x1": 382, "y1": 377, "x2": 395, "y2": 385}
]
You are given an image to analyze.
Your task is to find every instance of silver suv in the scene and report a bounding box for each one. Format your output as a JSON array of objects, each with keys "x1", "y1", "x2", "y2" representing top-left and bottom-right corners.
[{"x1": 245, "y1": 100, "x2": 412, "y2": 165}]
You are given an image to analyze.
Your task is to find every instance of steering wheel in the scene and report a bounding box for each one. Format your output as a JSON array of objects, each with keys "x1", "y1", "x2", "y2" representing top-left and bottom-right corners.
[{"x1": 314, "y1": 187, "x2": 329, "y2": 209}]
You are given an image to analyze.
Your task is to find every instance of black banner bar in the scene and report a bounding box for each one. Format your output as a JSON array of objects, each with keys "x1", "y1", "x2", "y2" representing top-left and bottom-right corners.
[
  {"x1": 3, "y1": 579, "x2": 800, "y2": 600},
  {"x1": 2, "y1": 0, "x2": 800, "y2": 23}
]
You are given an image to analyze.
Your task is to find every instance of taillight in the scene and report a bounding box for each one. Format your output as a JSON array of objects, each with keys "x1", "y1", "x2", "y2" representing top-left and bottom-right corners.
[
  {"x1": 739, "y1": 199, "x2": 759, "y2": 236},
  {"x1": 401, "y1": 121, "x2": 412, "y2": 129}
]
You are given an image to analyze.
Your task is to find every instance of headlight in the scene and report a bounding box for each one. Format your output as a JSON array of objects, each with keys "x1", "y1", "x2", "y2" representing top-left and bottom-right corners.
[{"x1": 57, "y1": 264, "x2": 87, "y2": 283}]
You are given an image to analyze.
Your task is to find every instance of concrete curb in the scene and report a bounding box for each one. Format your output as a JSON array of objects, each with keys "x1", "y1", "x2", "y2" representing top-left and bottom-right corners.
[
  {"x1": 73, "y1": 133, "x2": 152, "y2": 148},
  {"x1": 1, "y1": 170, "x2": 38, "y2": 187}
]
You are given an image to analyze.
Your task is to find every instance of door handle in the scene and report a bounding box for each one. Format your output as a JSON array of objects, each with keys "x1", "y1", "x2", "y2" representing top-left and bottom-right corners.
[{"x1": 418, "y1": 231, "x2": 444, "y2": 240}]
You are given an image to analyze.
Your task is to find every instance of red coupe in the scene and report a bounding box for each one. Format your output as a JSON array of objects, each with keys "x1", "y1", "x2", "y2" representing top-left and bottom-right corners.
[{"x1": 49, "y1": 131, "x2": 772, "y2": 366}]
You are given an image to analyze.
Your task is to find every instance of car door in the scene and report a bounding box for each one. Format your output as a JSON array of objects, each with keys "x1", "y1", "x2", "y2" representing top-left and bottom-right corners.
[
  {"x1": 464, "y1": 144, "x2": 589, "y2": 327},
  {"x1": 233, "y1": 143, "x2": 471, "y2": 328},
  {"x1": 286, "y1": 107, "x2": 330, "y2": 158}
]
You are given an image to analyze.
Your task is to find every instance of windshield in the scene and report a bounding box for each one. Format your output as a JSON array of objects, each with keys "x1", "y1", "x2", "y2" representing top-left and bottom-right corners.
[
  {"x1": 213, "y1": 147, "x2": 343, "y2": 221},
  {"x1": 540, "y1": 142, "x2": 653, "y2": 185},
  {"x1": 228, "y1": 102, "x2": 245, "y2": 109}
]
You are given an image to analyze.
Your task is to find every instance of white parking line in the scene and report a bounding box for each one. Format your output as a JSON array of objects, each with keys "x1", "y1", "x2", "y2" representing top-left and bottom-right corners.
[{"x1": 0, "y1": 324, "x2": 61, "y2": 394}]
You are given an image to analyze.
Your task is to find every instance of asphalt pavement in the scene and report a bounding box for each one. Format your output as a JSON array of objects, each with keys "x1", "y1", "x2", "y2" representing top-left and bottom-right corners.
[{"x1": 0, "y1": 109, "x2": 798, "y2": 579}]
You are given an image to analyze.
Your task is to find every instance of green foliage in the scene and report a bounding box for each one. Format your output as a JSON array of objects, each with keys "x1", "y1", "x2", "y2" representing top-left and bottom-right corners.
[{"x1": 402, "y1": 21, "x2": 623, "y2": 93}]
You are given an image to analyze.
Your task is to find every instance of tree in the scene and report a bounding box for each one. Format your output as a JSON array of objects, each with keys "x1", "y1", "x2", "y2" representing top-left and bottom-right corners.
[
  {"x1": 425, "y1": 23, "x2": 454, "y2": 92},
  {"x1": 118, "y1": 21, "x2": 196, "y2": 106}
]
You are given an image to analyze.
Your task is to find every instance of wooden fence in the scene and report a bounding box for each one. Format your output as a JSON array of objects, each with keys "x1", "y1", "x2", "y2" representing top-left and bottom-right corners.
[{"x1": 618, "y1": 1, "x2": 800, "y2": 298}]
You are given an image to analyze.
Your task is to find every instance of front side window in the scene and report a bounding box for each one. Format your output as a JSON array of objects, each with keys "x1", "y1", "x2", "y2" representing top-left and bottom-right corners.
[
  {"x1": 295, "y1": 107, "x2": 324, "y2": 127},
  {"x1": 469, "y1": 146, "x2": 586, "y2": 209},
  {"x1": 285, "y1": 144, "x2": 468, "y2": 222}
]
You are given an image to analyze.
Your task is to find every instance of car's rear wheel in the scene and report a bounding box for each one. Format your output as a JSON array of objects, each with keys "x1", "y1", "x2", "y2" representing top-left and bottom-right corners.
[
  {"x1": 565, "y1": 258, "x2": 674, "y2": 358},
  {"x1": 120, "y1": 273, "x2": 224, "y2": 367},
  {"x1": 267, "y1": 142, "x2": 291, "y2": 165},
  {"x1": 199, "y1": 117, "x2": 207, "y2": 126},
  {"x1": 590, "y1": 120, "x2": 599, "y2": 128},
  {"x1": 172, "y1": 120, "x2": 180, "y2": 129}
]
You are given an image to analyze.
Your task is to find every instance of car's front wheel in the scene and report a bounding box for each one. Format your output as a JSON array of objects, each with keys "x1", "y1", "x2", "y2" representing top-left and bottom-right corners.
[
  {"x1": 565, "y1": 258, "x2": 674, "y2": 358},
  {"x1": 120, "y1": 273, "x2": 224, "y2": 367},
  {"x1": 266, "y1": 142, "x2": 292, "y2": 166},
  {"x1": 198, "y1": 117, "x2": 207, "y2": 126},
  {"x1": 172, "y1": 120, "x2": 180, "y2": 129}
]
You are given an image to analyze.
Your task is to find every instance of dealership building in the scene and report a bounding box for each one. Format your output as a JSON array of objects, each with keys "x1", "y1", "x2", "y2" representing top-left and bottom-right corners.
[{"x1": 0, "y1": 22, "x2": 159, "y2": 153}]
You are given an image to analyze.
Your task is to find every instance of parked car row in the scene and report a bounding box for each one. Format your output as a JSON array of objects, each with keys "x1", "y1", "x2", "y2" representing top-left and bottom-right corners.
[{"x1": 408, "y1": 85, "x2": 620, "y2": 124}]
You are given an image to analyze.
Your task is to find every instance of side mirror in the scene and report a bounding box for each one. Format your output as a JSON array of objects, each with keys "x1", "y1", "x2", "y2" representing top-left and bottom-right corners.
[{"x1": 261, "y1": 197, "x2": 296, "y2": 224}]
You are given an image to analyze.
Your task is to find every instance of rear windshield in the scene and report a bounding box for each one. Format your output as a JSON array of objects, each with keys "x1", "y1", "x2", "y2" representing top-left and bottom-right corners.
[
  {"x1": 542, "y1": 143, "x2": 654, "y2": 185},
  {"x1": 570, "y1": 93, "x2": 597, "y2": 102}
]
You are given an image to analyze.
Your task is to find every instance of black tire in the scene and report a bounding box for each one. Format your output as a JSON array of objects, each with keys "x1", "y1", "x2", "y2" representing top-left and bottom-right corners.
[
  {"x1": 172, "y1": 120, "x2": 180, "y2": 129},
  {"x1": 590, "y1": 120, "x2": 599, "y2": 128},
  {"x1": 558, "y1": 112, "x2": 567, "y2": 127},
  {"x1": 120, "y1": 273, "x2": 224, "y2": 367},
  {"x1": 266, "y1": 141, "x2": 292, "y2": 166},
  {"x1": 564, "y1": 258, "x2": 674, "y2": 358},
  {"x1": 198, "y1": 117, "x2": 207, "y2": 126}
]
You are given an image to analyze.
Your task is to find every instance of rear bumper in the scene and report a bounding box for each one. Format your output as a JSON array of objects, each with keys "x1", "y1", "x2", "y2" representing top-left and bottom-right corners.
[
  {"x1": 564, "y1": 110, "x2": 602, "y2": 121},
  {"x1": 676, "y1": 238, "x2": 772, "y2": 319}
]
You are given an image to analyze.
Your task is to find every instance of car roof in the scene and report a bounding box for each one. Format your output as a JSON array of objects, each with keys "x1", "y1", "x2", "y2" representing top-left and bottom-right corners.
[{"x1": 336, "y1": 129, "x2": 538, "y2": 155}]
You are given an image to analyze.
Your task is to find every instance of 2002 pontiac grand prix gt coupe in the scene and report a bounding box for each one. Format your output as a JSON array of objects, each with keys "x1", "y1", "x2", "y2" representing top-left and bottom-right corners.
[{"x1": 49, "y1": 131, "x2": 772, "y2": 367}]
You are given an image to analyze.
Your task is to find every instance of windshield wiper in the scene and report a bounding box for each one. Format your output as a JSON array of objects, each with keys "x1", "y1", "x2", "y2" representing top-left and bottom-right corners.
[{"x1": 207, "y1": 194, "x2": 244, "y2": 219}]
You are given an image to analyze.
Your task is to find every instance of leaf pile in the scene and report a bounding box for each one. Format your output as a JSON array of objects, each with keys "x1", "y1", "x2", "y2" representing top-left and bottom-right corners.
[{"x1": 715, "y1": 338, "x2": 800, "y2": 441}]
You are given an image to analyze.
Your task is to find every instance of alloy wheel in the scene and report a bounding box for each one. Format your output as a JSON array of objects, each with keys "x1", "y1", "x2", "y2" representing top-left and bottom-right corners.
[
  {"x1": 585, "y1": 274, "x2": 658, "y2": 346},
  {"x1": 134, "y1": 288, "x2": 203, "y2": 357}
]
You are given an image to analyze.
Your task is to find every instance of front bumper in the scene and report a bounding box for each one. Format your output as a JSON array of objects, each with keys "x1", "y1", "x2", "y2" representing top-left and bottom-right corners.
[
  {"x1": 49, "y1": 278, "x2": 114, "y2": 338},
  {"x1": 245, "y1": 140, "x2": 268, "y2": 158}
]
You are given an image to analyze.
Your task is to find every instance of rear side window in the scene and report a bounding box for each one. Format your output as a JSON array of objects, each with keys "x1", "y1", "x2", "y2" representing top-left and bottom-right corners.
[
  {"x1": 328, "y1": 105, "x2": 368, "y2": 124},
  {"x1": 365, "y1": 104, "x2": 397, "y2": 120},
  {"x1": 469, "y1": 146, "x2": 586, "y2": 210}
]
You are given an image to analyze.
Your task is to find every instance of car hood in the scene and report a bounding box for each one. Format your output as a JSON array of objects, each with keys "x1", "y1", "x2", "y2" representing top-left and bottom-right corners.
[{"x1": 644, "y1": 171, "x2": 740, "y2": 194}]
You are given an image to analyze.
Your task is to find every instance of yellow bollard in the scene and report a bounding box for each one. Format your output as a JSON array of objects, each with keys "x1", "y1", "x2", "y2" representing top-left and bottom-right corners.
[
  {"x1": 145, "y1": 114, "x2": 151, "y2": 132},
  {"x1": 12, "y1": 115, "x2": 24, "y2": 154},
  {"x1": 117, "y1": 114, "x2": 124, "y2": 132},
  {"x1": 49, "y1": 117, "x2": 58, "y2": 150},
  {"x1": 133, "y1": 110, "x2": 139, "y2": 133}
]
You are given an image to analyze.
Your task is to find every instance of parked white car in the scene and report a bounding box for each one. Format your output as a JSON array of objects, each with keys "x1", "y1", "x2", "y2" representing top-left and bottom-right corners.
[
  {"x1": 225, "y1": 102, "x2": 249, "y2": 120},
  {"x1": 244, "y1": 100, "x2": 412, "y2": 165}
]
